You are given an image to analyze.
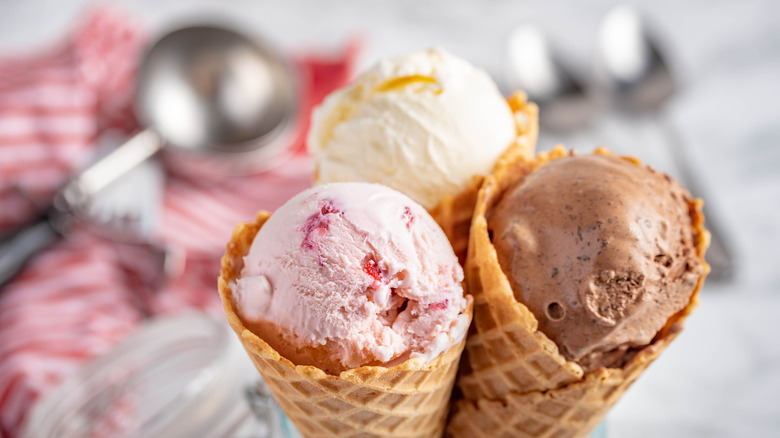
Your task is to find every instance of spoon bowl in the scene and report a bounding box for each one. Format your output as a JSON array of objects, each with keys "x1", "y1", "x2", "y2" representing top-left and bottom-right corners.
[
  {"x1": 594, "y1": 5, "x2": 675, "y2": 112},
  {"x1": 504, "y1": 25, "x2": 598, "y2": 131}
]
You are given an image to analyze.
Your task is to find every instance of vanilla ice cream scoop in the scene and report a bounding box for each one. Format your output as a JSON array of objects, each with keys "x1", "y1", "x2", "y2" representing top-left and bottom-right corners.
[
  {"x1": 232, "y1": 182, "x2": 470, "y2": 374},
  {"x1": 308, "y1": 48, "x2": 518, "y2": 210}
]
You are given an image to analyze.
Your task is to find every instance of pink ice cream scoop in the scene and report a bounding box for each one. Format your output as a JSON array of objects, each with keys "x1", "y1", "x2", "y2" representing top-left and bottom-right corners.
[{"x1": 232, "y1": 182, "x2": 470, "y2": 374}]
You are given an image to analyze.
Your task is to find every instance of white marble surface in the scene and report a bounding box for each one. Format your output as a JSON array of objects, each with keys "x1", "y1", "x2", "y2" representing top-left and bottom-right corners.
[{"x1": 1, "y1": 1, "x2": 779, "y2": 437}]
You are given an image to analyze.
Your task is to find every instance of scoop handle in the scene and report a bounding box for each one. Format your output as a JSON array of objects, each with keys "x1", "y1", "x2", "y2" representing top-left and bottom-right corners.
[
  {"x1": 71, "y1": 129, "x2": 163, "y2": 198},
  {"x1": 0, "y1": 130, "x2": 164, "y2": 290},
  {"x1": 0, "y1": 211, "x2": 62, "y2": 288}
]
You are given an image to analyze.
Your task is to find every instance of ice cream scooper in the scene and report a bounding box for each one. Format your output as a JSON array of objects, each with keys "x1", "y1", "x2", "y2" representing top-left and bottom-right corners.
[{"x1": 0, "y1": 25, "x2": 298, "y2": 287}]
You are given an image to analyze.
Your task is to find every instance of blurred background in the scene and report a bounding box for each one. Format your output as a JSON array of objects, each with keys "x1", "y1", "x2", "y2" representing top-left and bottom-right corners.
[{"x1": 0, "y1": 0, "x2": 778, "y2": 437}]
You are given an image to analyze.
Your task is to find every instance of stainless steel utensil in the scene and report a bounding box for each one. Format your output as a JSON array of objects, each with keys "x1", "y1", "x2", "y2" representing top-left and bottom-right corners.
[
  {"x1": 595, "y1": 5, "x2": 734, "y2": 282},
  {"x1": 0, "y1": 25, "x2": 298, "y2": 287},
  {"x1": 504, "y1": 25, "x2": 599, "y2": 131}
]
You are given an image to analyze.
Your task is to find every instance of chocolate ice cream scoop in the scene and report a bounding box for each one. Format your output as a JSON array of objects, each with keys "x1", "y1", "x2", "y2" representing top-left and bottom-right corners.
[{"x1": 488, "y1": 152, "x2": 704, "y2": 372}]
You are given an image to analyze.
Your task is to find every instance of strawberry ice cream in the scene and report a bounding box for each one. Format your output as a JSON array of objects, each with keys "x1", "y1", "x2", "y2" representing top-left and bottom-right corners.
[{"x1": 231, "y1": 182, "x2": 470, "y2": 374}]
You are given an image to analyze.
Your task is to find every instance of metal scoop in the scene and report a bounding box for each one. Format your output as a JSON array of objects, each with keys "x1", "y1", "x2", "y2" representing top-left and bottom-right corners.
[{"x1": 0, "y1": 25, "x2": 297, "y2": 287}]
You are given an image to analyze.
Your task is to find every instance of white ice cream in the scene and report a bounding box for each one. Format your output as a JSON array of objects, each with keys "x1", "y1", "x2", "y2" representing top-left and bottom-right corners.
[{"x1": 307, "y1": 48, "x2": 518, "y2": 209}]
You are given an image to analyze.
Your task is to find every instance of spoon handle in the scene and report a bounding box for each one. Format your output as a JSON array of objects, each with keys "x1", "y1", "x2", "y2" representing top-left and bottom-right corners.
[{"x1": 657, "y1": 114, "x2": 735, "y2": 283}]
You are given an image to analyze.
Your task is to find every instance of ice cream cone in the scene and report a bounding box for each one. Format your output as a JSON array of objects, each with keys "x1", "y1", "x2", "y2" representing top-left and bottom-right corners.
[
  {"x1": 219, "y1": 212, "x2": 472, "y2": 438},
  {"x1": 446, "y1": 146, "x2": 710, "y2": 437},
  {"x1": 430, "y1": 92, "x2": 539, "y2": 262}
]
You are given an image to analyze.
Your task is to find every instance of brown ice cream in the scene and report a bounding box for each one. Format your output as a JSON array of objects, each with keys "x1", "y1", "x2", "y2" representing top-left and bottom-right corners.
[{"x1": 487, "y1": 153, "x2": 703, "y2": 372}]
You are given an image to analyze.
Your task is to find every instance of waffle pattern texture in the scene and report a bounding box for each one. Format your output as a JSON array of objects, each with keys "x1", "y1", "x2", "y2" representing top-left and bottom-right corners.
[
  {"x1": 445, "y1": 147, "x2": 710, "y2": 438},
  {"x1": 219, "y1": 212, "x2": 471, "y2": 437}
]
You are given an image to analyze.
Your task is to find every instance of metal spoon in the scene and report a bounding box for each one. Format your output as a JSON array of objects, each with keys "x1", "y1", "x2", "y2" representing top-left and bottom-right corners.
[
  {"x1": 504, "y1": 25, "x2": 599, "y2": 131},
  {"x1": 0, "y1": 25, "x2": 298, "y2": 287},
  {"x1": 594, "y1": 5, "x2": 734, "y2": 282}
]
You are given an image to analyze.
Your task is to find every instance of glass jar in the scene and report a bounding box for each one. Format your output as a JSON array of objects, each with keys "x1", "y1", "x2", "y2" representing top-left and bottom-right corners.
[{"x1": 21, "y1": 312, "x2": 286, "y2": 438}]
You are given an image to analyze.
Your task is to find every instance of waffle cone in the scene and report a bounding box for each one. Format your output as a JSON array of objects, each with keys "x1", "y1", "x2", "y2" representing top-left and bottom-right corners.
[
  {"x1": 447, "y1": 146, "x2": 711, "y2": 437},
  {"x1": 218, "y1": 212, "x2": 472, "y2": 438},
  {"x1": 430, "y1": 92, "x2": 539, "y2": 262}
]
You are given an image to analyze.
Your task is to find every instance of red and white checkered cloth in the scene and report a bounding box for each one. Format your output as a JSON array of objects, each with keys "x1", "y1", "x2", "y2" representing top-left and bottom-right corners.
[{"x1": 0, "y1": 7, "x2": 357, "y2": 437}]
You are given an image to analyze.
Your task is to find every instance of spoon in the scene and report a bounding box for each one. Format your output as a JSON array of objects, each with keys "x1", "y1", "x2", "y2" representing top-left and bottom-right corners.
[
  {"x1": 595, "y1": 5, "x2": 734, "y2": 282},
  {"x1": 504, "y1": 25, "x2": 599, "y2": 131},
  {"x1": 0, "y1": 25, "x2": 298, "y2": 287}
]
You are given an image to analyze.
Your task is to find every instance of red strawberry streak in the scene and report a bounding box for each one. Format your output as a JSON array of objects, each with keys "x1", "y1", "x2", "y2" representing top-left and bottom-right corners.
[
  {"x1": 402, "y1": 206, "x2": 415, "y2": 229},
  {"x1": 430, "y1": 299, "x2": 448, "y2": 311},
  {"x1": 363, "y1": 259, "x2": 383, "y2": 283},
  {"x1": 299, "y1": 199, "x2": 340, "y2": 249},
  {"x1": 298, "y1": 199, "x2": 341, "y2": 264}
]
